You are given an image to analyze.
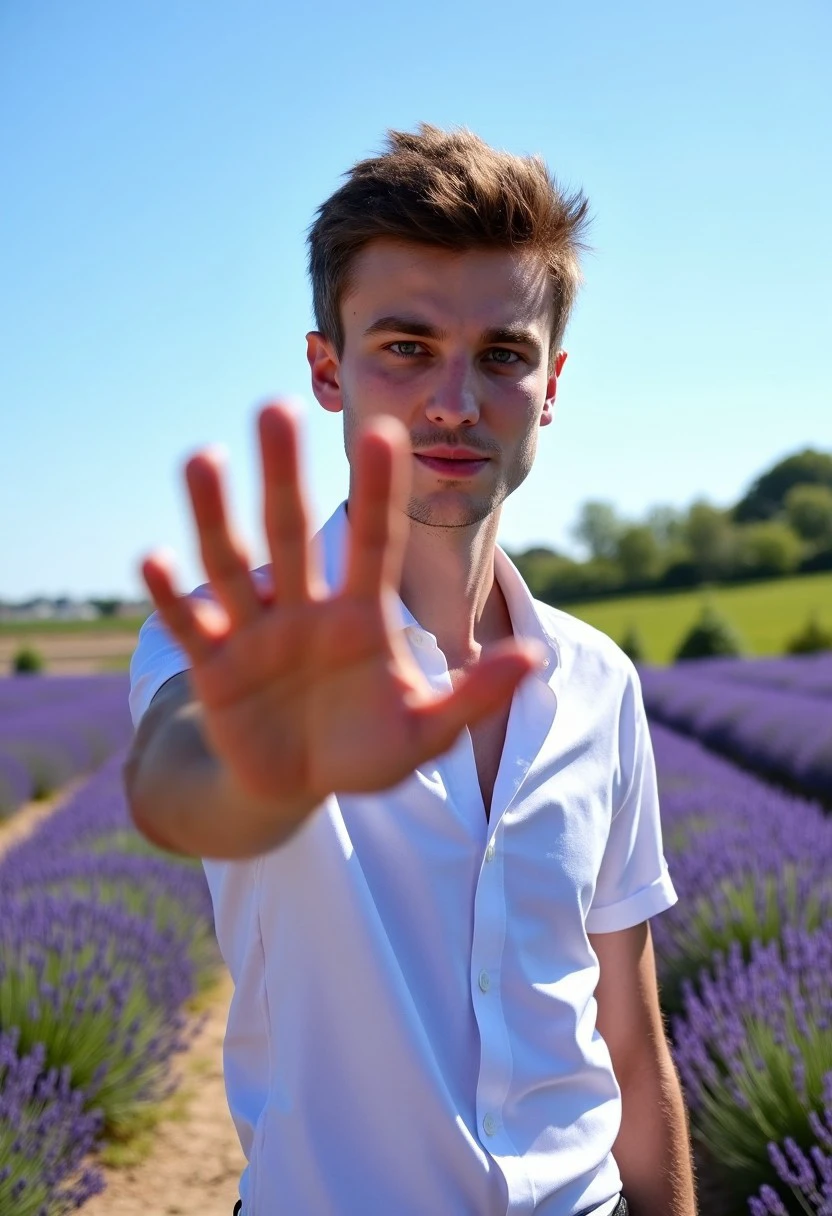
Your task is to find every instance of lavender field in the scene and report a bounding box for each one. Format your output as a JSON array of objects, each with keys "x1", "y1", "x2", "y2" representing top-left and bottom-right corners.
[
  {"x1": 640, "y1": 654, "x2": 832, "y2": 805},
  {"x1": 1, "y1": 668, "x2": 832, "y2": 1213},
  {"x1": 0, "y1": 676, "x2": 220, "y2": 1213},
  {"x1": 0, "y1": 675, "x2": 134, "y2": 815}
]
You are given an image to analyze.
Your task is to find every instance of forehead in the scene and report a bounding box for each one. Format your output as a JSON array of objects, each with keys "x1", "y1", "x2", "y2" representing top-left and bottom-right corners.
[{"x1": 340, "y1": 238, "x2": 554, "y2": 334}]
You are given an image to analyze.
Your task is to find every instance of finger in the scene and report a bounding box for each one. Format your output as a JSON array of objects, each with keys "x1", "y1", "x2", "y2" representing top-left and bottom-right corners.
[
  {"x1": 259, "y1": 403, "x2": 319, "y2": 603},
  {"x1": 409, "y1": 642, "x2": 546, "y2": 759},
  {"x1": 185, "y1": 451, "x2": 262, "y2": 627},
  {"x1": 141, "y1": 555, "x2": 228, "y2": 665},
  {"x1": 343, "y1": 415, "x2": 411, "y2": 602}
]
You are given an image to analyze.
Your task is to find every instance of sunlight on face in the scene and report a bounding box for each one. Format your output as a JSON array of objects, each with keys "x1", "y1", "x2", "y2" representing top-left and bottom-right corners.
[{"x1": 337, "y1": 239, "x2": 559, "y2": 530}]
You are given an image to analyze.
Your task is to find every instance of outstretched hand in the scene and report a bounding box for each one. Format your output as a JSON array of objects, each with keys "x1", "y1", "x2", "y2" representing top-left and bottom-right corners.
[{"x1": 141, "y1": 402, "x2": 544, "y2": 812}]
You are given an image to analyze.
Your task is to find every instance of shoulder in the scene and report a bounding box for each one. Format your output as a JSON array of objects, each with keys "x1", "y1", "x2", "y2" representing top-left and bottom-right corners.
[{"x1": 532, "y1": 597, "x2": 640, "y2": 694}]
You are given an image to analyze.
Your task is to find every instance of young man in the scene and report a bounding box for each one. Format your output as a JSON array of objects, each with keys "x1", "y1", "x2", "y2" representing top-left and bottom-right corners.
[{"x1": 126, "y1": 125, "x2": 698, "y2": 1215}]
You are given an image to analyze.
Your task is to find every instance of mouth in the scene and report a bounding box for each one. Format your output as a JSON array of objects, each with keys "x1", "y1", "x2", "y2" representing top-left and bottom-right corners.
[{"x1": 414, "y1": 454, "x2": 490, "y2": 478}]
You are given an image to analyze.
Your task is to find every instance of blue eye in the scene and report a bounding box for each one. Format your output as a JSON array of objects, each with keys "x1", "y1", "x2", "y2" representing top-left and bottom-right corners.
[
  {"x1": 389, "y1": 341, "x2": 422, "y2": 357},
  {"x1": 487, "y1": 348, "x2": 520, "y2": 364}
]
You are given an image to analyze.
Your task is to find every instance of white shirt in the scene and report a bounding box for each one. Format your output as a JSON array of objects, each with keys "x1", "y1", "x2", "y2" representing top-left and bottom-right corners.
[{"x1": 129, "y1": 501, "x2": 678, "y2": 1216}]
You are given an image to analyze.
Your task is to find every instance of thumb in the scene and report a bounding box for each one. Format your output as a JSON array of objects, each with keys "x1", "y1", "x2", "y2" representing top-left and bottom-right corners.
[{"x1": 411, "y1": 642, "x2": 546, "y2": 760}]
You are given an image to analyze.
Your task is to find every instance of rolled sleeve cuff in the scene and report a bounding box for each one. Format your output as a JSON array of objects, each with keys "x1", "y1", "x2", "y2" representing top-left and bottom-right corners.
[{"x1": 585, "y1": 865, "x2": 678, "y2": 934}]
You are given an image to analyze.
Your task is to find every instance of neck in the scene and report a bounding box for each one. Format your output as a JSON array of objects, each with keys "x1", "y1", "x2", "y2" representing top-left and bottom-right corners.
[{"x1": 395, "y1": 507, "x2": 514, "y2": 668}]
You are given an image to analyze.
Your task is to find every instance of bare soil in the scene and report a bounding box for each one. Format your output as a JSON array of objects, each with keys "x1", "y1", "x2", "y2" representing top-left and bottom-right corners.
[
  {"x1": 0, "y1": 629, "x2": 139, "y2": 674},
  {"x1": 81, "y1": 969, "x2": 246, "y2": 1216}
]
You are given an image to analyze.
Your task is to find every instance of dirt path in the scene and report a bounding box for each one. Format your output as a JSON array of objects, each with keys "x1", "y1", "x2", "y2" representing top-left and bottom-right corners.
[
  {"x1": 82, "y1": 969, "x2": 246, "y2": 1216},
  {"x1": 0, "y1": 780, "x2": 86, "y2": 857}
]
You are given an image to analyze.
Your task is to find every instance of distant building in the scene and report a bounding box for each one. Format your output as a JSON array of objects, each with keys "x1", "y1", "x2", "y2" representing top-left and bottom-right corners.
[{"x1": 0, "y1": 597, "x2": 148, "y2": 622}]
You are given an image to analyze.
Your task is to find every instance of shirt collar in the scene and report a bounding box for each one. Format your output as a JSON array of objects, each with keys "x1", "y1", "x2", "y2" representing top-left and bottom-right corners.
[{"x1": 318, "y1": 501, "x2": 560, "y2": 682}]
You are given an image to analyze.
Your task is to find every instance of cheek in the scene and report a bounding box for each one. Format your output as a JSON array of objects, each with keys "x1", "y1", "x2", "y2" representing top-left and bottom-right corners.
[
  {"x1": 344, "y1": 359, "x2": 420, "y2": 415},
  {"x1": 503, "y1": 377, "x2": 545, "y2": 428}
]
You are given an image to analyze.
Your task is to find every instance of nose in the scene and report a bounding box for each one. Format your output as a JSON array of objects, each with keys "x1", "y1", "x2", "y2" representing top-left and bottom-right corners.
[{"x1": 425, "y1": 355, "x2": 480, "y2": 427}]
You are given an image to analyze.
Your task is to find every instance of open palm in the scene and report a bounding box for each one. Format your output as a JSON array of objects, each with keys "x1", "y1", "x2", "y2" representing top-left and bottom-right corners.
[{"x1": 141, "y1": 403, "x2": 542, "y2": 815}]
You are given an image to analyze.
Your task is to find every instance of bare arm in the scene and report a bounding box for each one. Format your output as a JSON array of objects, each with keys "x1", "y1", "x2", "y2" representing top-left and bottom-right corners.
[{"x1": 124, "y1": 672, "x2": 319, "y2": 859}]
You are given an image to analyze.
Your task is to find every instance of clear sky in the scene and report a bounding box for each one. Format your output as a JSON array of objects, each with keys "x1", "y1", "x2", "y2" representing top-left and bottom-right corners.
[{"x1": 2, "y1": 0, "x2": 829, "y2": 600}]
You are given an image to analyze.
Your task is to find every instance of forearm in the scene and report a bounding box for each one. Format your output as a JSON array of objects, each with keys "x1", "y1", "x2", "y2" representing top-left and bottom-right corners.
[
  {"x1": 124, "y1": 697, "x2": 319, "y2": 860},
  {"x1": 613, "y1": 1050, "x2": 698, "y2": 1216}
]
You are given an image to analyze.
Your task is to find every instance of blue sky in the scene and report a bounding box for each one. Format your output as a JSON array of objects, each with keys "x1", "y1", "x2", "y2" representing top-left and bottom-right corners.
[{"x1": 1, "y1": 0, "x2": 829, "y2": 599}]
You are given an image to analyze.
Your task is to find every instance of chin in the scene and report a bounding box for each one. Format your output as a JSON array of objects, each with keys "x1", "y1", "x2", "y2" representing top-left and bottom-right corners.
[{"x1": 406, "y1": 493, "x2": 498, "y2": 530}]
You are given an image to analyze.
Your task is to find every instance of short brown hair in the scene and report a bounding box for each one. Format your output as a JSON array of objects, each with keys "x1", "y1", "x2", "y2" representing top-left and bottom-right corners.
[{"x1": 308, "y1": 124, "x2": 591, "y2": 366}]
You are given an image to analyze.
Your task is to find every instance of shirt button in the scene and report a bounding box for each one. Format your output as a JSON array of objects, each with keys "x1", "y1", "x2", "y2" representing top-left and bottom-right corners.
[
  {"x1": 485, "y1": 842, "x2": 495, "y2": 863},
  {"x1": 483, "y1": 1113, "x2": 497, "y2": 1137},
  {"x1": 478, "y1": 969, "x2": 491, "y2": 993}
]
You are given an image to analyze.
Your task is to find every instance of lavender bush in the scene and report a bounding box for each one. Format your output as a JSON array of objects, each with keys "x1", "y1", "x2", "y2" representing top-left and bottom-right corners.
[
  {"x1": 748, "y1": 1072, "x2": 832, "y2": 1214},
  {"x1": 0, "y1": 749, "x2": 34, "y2": 815},
  {"x1": 0, "y1": 891, "x2": 198, "y2": 1136},
  {"x1": 642, "y1": 662, "x2": 832, "y2": 803},
  {"x1": 680, "y1": 653, "x2": 832, "y2": 701},
  {"x1": 648, "y1": 723, "x2": 832, "y2": 1017},
  {"x1": 0, "y1": 1026, "x2": 105, "y2": 1215},
  {"x1": 0, "y1": 849, "x2": 219, "y2": 990},
  {"x1": 670, "y1": 926, "x2": 832, "y2": 1213},
  {"x1": 0, "y1": 675, "x2": 132, "y2": 811},
  {"x1": 0, "y1": 744, "x2": 223, "y2": 1215}
]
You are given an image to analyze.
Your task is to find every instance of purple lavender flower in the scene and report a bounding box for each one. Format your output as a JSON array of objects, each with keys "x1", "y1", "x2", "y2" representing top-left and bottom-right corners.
[
  {"x1": 0, "y1": 891, "x2": 197, "y2": 1136},
  {"x1": 0, "y1": 1025, "x2": 106, "y2": 1214},
  {"x1": 0, "y1": 674, "x2": 132, "y2": 802},
  {"x1": 640, "y1": 657, "x2": 832, "y2": 804},
  {"x1": 747, "y1": 1071, "x2": 832, "y2": 1214},
  {"x1": 670, "y1": 924, "x2": 832, "y2": 1210},
  {"x1": 647, "y1": 722, "x2": 832, "y2": 1020}
]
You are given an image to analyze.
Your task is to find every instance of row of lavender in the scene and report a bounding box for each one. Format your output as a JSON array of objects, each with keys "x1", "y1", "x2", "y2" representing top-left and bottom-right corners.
[
  {"x1": 0, "y1": 679, "x2": 220, "y2": 1214},
  {"x1": 679, "y1": 652, "x2": 832, "y2": 700},
  {"x1": 650, "y1": 719, "x2": 832, "y2": 1214},
  {"x1": 640, "y1": 655, "x2": 832, "y2": 805},
  {"x1": 0, "y1": 675, "x2": 134, "y2": 814}
]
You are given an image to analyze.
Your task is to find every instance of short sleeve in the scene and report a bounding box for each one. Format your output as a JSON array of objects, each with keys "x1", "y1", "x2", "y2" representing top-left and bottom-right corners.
[
  {"x1": 585, "y1": 664, "x2": 678, "y2": 934},
  {"x1": 128, "y1": 592, "x2": 204, "y2": 727}
]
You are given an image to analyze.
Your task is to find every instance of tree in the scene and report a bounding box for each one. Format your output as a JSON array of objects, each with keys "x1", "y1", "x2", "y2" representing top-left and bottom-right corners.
[
  {"x1": 683, "y1": 501, "x2": 737, "y2": 581},
  {"x1": 512, "y1": 549, "x2": 573, "y2": 600},
  {"x1": 90, "y1": 598, "x2": 122, "y2": 617},
  {"x1": 674, "y1": 605, "x2": 746, "y2": 662},
  {"x1": 784, "y1": 484, "x2": 832, "y2": 547},
  {"x1": 619, "y1": 624, "x2": 647, "y2": 664},
  {"x1": 644, "y1": 505, "x2": 685, "y2": 550},
  {"x1": 736, "y1": 520, "x2": 803, "y2": 578},
  {"x1": 615, "y1": 525, "x2": 661, "y2": 584},
  {"x1": 571, "y1": 501, "x2": 624, "y2": 562},
  {"x1": 734, "y1": 449, "x2": 832, "y2": 523},
  {"x1": 787, "y1": 614, "x2": 832, "y2": 654}
]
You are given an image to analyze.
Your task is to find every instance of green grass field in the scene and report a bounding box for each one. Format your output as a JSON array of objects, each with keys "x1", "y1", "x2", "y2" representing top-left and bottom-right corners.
[
  {"x1": 3, "y1": 572, "x2": 831, "y2": 668},
  {"x1": 561, "y1": 571, "x2": 832, "y2": 664},
  {"x1": 0, "y1": 615, "x2": 148, "y2": 636}
]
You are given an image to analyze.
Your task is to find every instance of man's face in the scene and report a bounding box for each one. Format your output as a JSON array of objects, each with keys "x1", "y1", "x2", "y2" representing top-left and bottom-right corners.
[{"x1": 307, "y1": 238, "x2": 566, "y2": 529}]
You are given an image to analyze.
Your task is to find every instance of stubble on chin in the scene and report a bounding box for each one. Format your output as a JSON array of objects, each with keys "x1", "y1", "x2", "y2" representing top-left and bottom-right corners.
[{"x1": 405, "y1": 480, "x2": 512, "y2": 529}]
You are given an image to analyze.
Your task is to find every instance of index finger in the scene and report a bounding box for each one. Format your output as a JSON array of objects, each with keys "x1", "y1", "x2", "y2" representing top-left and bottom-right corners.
[{"x1": 342, "y1": 416, "x2": 411, "y2": 601}]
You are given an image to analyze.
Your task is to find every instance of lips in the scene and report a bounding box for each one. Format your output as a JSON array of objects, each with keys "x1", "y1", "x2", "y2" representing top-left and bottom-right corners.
[{"x1": 414, "y1": 453, "x2": 489, "y2": 478}]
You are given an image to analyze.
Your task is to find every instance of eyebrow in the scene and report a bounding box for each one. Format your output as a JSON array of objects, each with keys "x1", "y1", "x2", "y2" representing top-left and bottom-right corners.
[{"x1": 363, "y1": 315, "x2": 542, "y2": 353}]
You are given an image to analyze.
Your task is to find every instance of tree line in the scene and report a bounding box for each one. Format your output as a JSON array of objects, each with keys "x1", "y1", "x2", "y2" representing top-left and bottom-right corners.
[{"x1": 512, "y1": 448, "x2": 832, "y2": 605}]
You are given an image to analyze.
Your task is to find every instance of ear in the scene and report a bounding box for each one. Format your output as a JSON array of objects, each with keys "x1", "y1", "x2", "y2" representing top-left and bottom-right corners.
[
  {"x1": 306, "y1": 331, "x2": 343, "y2": 414},
  {"x1": 540, "y1": 349, "x2": 568, "y2": 428}
]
